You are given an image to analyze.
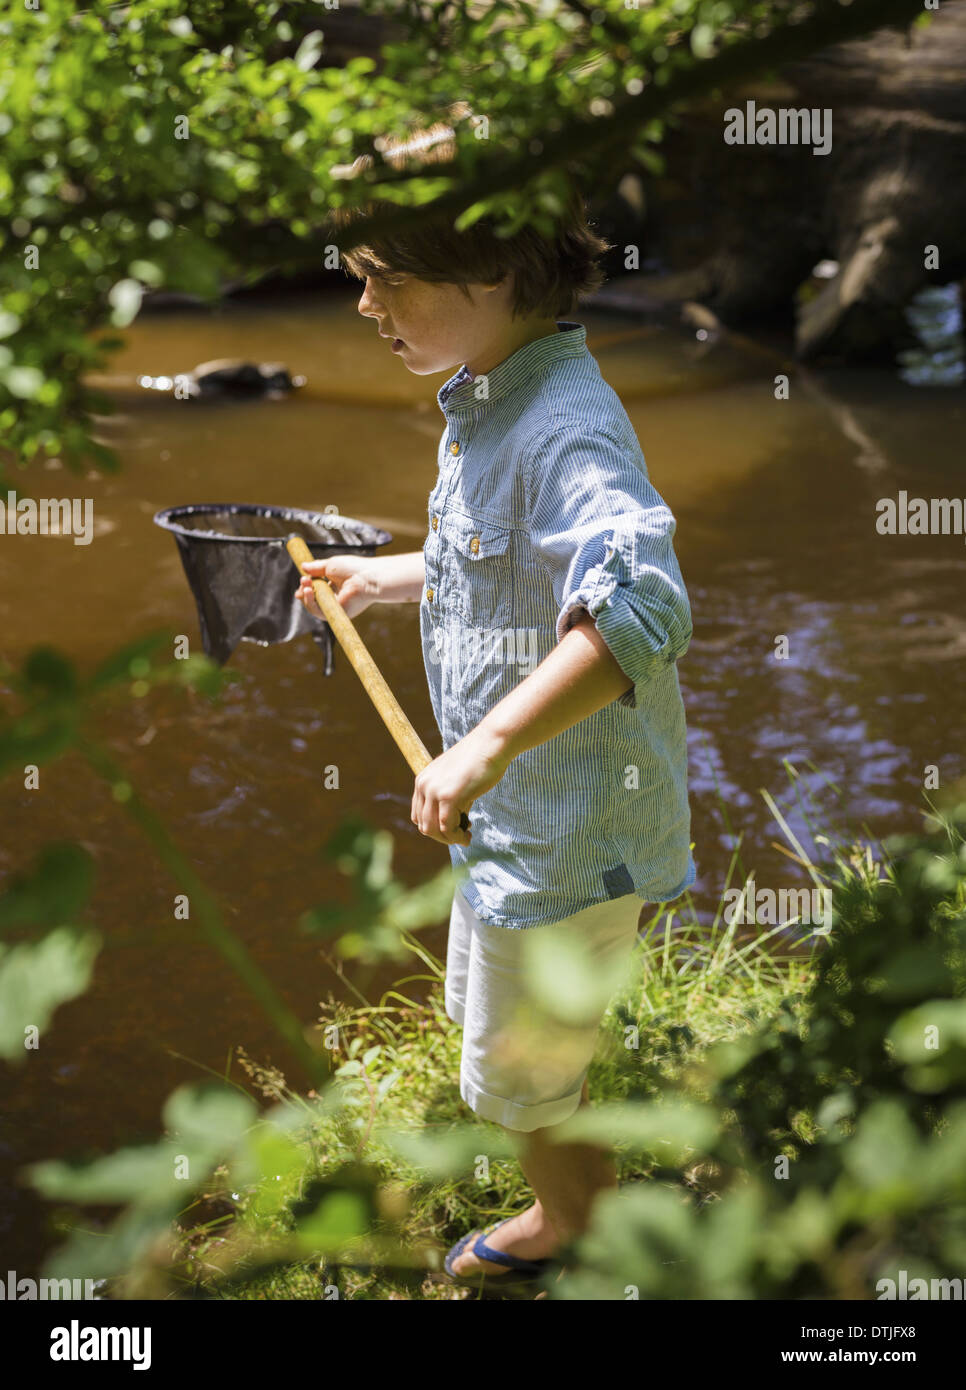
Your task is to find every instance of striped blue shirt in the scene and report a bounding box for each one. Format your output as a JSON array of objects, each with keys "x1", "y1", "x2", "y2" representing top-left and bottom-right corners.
[{"x1": 420, "y1": 321, "x2": 694, "y2": 928}]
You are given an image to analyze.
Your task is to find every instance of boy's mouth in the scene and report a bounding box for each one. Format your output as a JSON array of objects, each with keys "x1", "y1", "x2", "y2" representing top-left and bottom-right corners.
[{"x1": 379, "y1": 330, "x2": 406, "y2": 353}]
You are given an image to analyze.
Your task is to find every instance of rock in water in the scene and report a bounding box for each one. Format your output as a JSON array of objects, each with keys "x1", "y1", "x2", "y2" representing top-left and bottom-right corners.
[{"x1": 137, "y1": 360, "x2": 306, "y2": 399}]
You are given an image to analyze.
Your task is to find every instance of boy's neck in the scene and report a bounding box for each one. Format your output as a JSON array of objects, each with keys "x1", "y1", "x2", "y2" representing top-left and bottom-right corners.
[{"x1": 463, "y1": 317, "x2": 561, "y2": 378}]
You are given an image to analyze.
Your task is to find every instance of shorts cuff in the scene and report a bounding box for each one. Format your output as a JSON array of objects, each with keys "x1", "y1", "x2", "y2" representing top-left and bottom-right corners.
[{"x1": 460, "y1": 1075, "x2": 584, "y2": 1133}]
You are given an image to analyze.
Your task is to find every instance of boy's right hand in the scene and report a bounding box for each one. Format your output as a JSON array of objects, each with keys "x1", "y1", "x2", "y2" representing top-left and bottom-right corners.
[{"x1": 296, "y1": 556, "x2": 381, "y2": 620}]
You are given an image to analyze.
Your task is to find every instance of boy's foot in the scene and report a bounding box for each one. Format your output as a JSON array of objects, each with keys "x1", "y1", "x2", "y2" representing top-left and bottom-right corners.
[{"x1": 448, "y1": 1204, "x2": 558, "y2": 1277}]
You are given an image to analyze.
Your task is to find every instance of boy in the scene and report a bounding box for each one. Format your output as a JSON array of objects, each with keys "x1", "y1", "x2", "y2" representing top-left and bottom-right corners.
[{"x1": 297, "y1": 130, "x2": 694, "y2": 1285}]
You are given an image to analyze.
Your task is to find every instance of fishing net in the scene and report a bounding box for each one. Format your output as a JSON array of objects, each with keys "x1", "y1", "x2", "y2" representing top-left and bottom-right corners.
[{"x1": 154, "y1": 503, "x2": 392, "y2": 672}]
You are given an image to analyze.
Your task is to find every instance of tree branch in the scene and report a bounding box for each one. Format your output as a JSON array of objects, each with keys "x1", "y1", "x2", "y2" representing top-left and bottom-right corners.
[{"x1": 321, "y1": 0, "x2": 926, "y2": 255}]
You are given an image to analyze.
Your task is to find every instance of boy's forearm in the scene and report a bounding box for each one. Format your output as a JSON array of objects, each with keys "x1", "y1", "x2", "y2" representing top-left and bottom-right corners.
[
  {"x1": 473, "y1": 612, "x2": 633, "y2": 765},
  {"x1": 375, "y1": 551, "x2": 425, "y2": 602}
]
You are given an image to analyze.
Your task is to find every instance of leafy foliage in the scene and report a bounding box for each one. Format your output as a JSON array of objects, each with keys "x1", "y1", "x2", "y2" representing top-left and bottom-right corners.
[
  {"x1": 0, "y1": 925, "x2": 100, "y2": 1063},
  {"x1": 17, "y1": 802, "x2": 966, "y2": 1300},
  {"x1": 0, "y1": 635, "x2": 226, "y2": 778},
  {"x1": 300, "y1": 815, "x2": 457, "y2": 961},
  {"x1": 557, "y1": 807, "x2": 966, "y2": 1299},
  {"x1": 0, "y1": 641, "x2": 223, "y2": 1054},
  {"x1": 30, "y1": 1082, "x2": 260, "y2": 1283},
  {"x1": 715, "y1": 823, "x2": 966, "y2": 1169},
  {"x1": 0, "y1": 840, "x2": 99, "y2": 1064},
  {"x1": 0, "y1": 0, "x2": 926, "y2": 469}
]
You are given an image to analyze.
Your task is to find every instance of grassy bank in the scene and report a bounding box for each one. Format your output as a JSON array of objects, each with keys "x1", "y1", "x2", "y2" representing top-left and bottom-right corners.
[
  {"x1": 35, "y1": 795, "x2": 965, "y2": 1301},
  {"x1": 177, "y1": 889, "x2": 825, "y2": 1300}
]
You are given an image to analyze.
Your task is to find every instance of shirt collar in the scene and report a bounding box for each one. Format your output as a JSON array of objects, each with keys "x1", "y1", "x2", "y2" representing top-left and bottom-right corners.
[{"x1": 437, "y1": 321, "x2": 587, "y2": 417}]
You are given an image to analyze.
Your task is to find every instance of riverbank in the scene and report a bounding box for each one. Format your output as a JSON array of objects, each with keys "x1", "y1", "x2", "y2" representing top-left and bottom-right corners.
[
  {"x1": 173, "y1": 886, "x2": 824, "y2": 1300},
  {"x1": 164, "y1": 802, "x2": 966, "y2": 1302},
  {"x1": 31, "y1": 796, "x2": 966, "y2": 1301}
]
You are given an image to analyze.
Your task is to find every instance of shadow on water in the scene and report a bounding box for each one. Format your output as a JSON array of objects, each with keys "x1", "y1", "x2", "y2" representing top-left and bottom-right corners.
[{"x1": 2, "y1": 288, "x2": 965, "y2": 1273}]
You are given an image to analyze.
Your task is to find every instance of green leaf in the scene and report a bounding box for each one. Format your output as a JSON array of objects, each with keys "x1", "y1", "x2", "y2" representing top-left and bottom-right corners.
[
  {"x1": 566, "y1": 1183, "x2": 696, "y2": 1299},
  {"x1": 0, "y1": 843, "x2": 94, "y2": 933},
  {"x1": 521, "y1": 926, "x2": 636, "y2": 1025},
  {"x1": 690, "y1": 23, "x2": 716, "y2": 58},
  {"x1": 294, "y1": 30, "x2": 324, "y2": 72},
  {"x1": 108, "y1": 278, "x2": 143, "y2": 327},
  {"x1": 0, "y1": 927, "x2": 100, "y2": 1061},
  {"x1": 128, "y1": 259, "x2": 164, "y2": 288},
  {"x1": 3, "y1": 366, "x2": 45, "y2": 400},
  {"x1": 698, "y1": 1183, "x2": 764, "y2": 1292},
  {"x1": 162, "y1": 1082, "x2": 257, "y2": 1151},
  {"x1": 843, "y1": 1100, "x2": 920, "y2": 1188},
  {"x1": 238, "y1": 1128, "x2": 308, "y2": 1216},
  {"x1": 553, "y1": 1100, "x2": 718, "y2": 1159},
  {"x1": 295, "y1": 1190, "x2": 370, "y2": 1251},
  {"x1": 453, "y1": 200, "x2": 493, "y2": 233},
  {"x1": 40, "y1": 1205, "x2": 181, "y2": 1284},
  {"x1": 23, "y1": 647, "x2": 78, "y2": 697},
  {"x1": 770, "y1": 1186, "x2": 838, "y2": 1263},
  {"x1": 0, "y1": 711, "x2": 78, "y2": 774},
  {"x1": 379, "y1": 867, "x2": 455, "y2": 931},
  {"x1": 88, "y1": 631, "x2": 174, "y2": 690},
  {"x1": 29, "y1": 1142, "x2": 181, "y2": 1204},
  {"x1": 30, "y1": 1084, "x2": 257, "y2": 1210},
  {"x1": 637, "y1": 146, "x2": 666, "y2": 177},
  {"x1": 888, "y1": 999, "x2": 966, "y2": 1089},
  {"x1": 890, "y1": 1000, "x2": 966, "y2": 1057},
  {"x1": 375, "y1": 1123, "x2": 516, "y2": 1180},
  {"x1": 877, "y1": 947, "x2": 953, "y2": 1000}
]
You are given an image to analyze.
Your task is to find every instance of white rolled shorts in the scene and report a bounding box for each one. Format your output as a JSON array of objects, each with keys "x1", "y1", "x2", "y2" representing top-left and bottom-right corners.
[{"x1": 444, "y1": 885, "x2": 643, "y2": 1133}]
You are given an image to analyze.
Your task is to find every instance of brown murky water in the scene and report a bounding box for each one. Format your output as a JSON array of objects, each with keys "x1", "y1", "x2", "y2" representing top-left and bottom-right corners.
[{"x1": 2, "y1": 289, "x2": 965, "y2": 1274}]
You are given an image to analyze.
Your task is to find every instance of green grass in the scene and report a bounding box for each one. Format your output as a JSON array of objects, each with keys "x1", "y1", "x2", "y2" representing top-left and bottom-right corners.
[
  {"x1": 155, "y1": 766, "x2": 903, "y2": 1301},
  {"x1": 175, "y1": 887, "x2": 828, "y2": 1300}
]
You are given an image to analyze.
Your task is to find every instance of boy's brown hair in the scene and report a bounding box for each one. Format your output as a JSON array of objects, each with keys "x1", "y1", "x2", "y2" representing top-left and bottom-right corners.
[{"x1": 329, "y1": 120, "x2": 610, "y2": 319}]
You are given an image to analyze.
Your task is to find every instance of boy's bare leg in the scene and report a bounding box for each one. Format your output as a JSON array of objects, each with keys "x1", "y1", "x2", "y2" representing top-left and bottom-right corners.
[{"x1": 449, "y1": 1078, "x2": 617, "y2": 1276}]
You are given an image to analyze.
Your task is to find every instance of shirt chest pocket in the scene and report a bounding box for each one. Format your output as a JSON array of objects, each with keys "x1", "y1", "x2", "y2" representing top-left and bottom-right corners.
[{"x1": 439, "y1": 513, "x2": 514, "y2": 629}]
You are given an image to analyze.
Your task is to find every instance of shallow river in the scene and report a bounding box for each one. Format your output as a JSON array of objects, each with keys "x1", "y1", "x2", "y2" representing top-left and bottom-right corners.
[{"x1": 2, "y1": 289, "x2": 964, "y2": 1274}]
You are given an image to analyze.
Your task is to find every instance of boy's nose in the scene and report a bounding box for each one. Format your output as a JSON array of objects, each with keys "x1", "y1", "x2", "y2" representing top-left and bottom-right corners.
[{"x1": 358, "y1": 277, "x2": 380, "y2": 318}]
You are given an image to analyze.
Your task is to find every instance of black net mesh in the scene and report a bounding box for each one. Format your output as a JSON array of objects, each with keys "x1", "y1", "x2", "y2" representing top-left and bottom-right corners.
[{"x1": 154, "y1": 503, "x2": 392, "y2": 672}]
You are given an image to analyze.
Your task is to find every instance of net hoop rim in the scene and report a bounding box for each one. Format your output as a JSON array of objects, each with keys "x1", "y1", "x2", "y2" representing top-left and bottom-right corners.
[{"x1": 152, "y1": 502, "x2": 392, "y2": 547}]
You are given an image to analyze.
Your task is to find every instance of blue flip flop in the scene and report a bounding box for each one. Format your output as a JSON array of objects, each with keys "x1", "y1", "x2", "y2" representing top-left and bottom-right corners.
[{"x1": 442, "y1": 1216, "x2": 556, "y2": 1285}]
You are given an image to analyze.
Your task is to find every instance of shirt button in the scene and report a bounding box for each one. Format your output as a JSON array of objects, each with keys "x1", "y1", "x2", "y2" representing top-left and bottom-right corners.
[
  {"x1": 425, "y1": 588, "x2": 434, "y2": 603},
  {"x1": 450, "y1": 441, "x2": 460, "y2": 455},
  {"x1": 431, "y1": 515, "x2": 439, "y2": 531},
  {"x1": 469, "y1": 536, "x2": 480, "y2": 555}
]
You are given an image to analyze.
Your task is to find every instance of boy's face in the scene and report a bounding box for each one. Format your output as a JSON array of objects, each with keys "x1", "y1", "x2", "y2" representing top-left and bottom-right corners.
[{"x1": 357, "y1": 272, "x2": 545, "y2": 377}]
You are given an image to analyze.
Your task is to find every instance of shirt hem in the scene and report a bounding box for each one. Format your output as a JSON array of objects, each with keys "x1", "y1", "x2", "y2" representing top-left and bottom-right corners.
[{"x1": 455, "y1": 860, "x2": 696, "y2": 931}]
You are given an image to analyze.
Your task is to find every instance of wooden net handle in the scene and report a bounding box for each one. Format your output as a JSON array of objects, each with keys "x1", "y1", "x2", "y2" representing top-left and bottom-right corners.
[{"x1": 286, "y1": 534, "x2": 470, "y2": 832}]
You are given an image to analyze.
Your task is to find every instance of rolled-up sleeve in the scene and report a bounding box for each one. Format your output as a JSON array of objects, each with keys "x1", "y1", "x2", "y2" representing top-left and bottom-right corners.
[{"x1": 524, "y1": 423, "x2": 692, "y2": 707}]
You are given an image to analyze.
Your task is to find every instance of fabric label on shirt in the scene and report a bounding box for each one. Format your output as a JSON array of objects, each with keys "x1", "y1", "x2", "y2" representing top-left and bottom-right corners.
[{"x1": 602, "y1": 864, "x2": 635, "y2": 899}]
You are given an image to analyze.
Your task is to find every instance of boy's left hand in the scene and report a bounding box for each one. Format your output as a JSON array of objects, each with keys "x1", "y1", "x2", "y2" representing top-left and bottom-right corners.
[{"x1": 411, "y1": 727, "x2": 510, "y2": 846}]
